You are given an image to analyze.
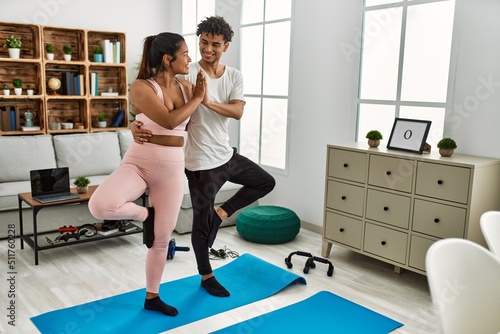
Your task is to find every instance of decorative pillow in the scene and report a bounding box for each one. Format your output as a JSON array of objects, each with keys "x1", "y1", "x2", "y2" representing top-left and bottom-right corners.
[
  {"x1": 0, "y1": 135, "x2": 56, "y2": 182},
  {"x1": 53, "y1": 132, "x2": 121, "y2": 178}
]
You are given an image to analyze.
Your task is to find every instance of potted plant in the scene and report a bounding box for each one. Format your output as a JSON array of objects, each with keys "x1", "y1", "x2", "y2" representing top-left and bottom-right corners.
[
  {"x1": 73, "y1": 176, "x2": 90, "y2": 194},
  {"x1": 93, "y1": 45, "x2": 103, "y2": 62},
  {"x1": 26, "y1": 85, "x2": 34, "y2": 96},
  {"x1": 45, "y1": 44, "x2": 55, "y2": 60},
  {"x1": 97, "y1": 113, "x2": 107, "y2": 127},
  {"x1": 3, "y1": 85, "x2": 10, "y2": 96},
  {"x1": 62, "y1": 44, "x2": 72, "y2": 61},
  {"x1": 4, "y1": 35, "x2": 22, "y2": 59},
  {"x1": 366, "y1": 130, "x2": 383, "y2": 148},
  {"x1": 437, "y1": 137, "x2": 457, "y2": 157},
  {"x1": 12, "y1": 78, "x2": 23, "y2": 96}
]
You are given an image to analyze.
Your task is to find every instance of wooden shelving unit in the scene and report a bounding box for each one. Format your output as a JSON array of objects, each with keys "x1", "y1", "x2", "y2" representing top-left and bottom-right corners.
[{"x1": 0, "y1": 22, "x2": 128, "y2": 135}]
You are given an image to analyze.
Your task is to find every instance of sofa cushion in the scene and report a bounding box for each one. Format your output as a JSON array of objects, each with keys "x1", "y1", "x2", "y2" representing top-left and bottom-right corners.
[
  {"x1": 0, "y1": 135, "x2": 56, "y2": 182},
  {"x1": 117, "y1": 130, "x2": 133, "y2": 158},
  {"x1": 53, "y1": 132, "x2": 122, "y2": 178},
  {"x1": 0, "y1": 180, "x2": 31, "y2": 211}
]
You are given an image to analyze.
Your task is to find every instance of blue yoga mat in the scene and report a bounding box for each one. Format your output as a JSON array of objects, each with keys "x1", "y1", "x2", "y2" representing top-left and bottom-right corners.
[
  {"x1": 211, "y1": 291, "x2": 404, "y2": 334},
  {"x1": 31, "y1": 253, "x2": 306, "y2": 334}
]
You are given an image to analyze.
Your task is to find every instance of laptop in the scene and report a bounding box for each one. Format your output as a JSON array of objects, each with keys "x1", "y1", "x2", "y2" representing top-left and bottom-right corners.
[{"x1": 30, "y1": 167, "x2": 80, "y2": 203}]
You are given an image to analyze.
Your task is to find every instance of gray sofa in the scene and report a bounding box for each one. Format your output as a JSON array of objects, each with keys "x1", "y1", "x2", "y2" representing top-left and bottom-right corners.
[{"x1": 0, "y1": 131, "x2": 250, "y2": 238}]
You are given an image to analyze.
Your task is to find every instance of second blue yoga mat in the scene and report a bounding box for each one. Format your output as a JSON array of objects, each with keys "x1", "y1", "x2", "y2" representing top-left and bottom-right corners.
[
  {"x1": 31, "y1": 253, "x2": 306, "y2": 333},
  {"x1": 211, "y1": 290, "x2": 404, "y2": 333}
]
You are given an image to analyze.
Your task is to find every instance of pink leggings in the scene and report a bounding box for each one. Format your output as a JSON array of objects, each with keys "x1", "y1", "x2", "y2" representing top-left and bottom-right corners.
[{"x1": 89, "y1": 142, "x2": 185, "y2": 293}]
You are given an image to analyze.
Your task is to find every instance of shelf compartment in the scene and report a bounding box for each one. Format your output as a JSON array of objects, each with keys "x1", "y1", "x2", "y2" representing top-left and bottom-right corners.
[
  {"x1": 42, "y1": 26, "x2": 85, "y2": 62},
  {"x1": 46, "y1": 99, "x2": 88, "y2": 133},
  {"x1": 45, "y1": 63, "x2": 86, "y2": 96},
  {"x1": 87, "y1": 30, "x2": 126, "y2": 63},
  {"x1": 90, "y1": 99, "x2": 128, "y2": 129},
  {"x1": 89, "y1": 65, "x2": 127, "y2": 96},
  {"x1": 0, "y1": 99, "x2": 44, "y2": 133},
  {"x1": 0, "y1": 23, "x2": 41, "y2": 60},
  {"x1": 0, "y1": 61, "x2": 42, "y2": 94}
]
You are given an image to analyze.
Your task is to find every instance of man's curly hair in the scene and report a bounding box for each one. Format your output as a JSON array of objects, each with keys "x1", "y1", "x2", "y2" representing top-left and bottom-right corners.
[{"x1": 196, "y1": 16, "x2": 234, "y2": 43}]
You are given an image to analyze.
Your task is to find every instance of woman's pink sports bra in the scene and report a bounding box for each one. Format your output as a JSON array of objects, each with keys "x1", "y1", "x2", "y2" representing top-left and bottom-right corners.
[{"x1": 135, "y1": 77, "x2": 189, "y2": 136}]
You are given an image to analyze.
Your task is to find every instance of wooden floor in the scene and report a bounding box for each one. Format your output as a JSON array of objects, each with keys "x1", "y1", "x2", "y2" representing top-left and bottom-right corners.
[{"x1": 0, "y1": 225, "x2": 437, "y2": 333}]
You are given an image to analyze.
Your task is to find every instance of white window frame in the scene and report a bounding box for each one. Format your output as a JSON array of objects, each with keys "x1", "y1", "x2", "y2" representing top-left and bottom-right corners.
[
  {"x1": 356, "y1": 0, "x2": 459, "y2": 146},
  {"x1": 239, "y1": 0, "x2": 294, "y2": 174}
]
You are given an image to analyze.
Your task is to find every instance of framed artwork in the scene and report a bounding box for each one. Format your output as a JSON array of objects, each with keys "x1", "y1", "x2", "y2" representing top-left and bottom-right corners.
[{"x1": 386, "y1": 118, "x2": 432, "y2": 154}]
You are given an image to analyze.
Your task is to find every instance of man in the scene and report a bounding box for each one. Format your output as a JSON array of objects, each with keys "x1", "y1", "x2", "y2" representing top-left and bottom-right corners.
[{"x1": 132, "y1": 16, "x2": 275, "y2": 297}]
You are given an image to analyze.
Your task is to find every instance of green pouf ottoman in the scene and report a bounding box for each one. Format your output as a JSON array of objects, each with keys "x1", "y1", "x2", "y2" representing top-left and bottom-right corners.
[{"x1": 236, "y1": 205, "x2": 300, "y2": 244}]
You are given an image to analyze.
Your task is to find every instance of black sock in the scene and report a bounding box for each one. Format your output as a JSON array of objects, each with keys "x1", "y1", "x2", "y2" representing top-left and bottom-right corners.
[
  {"x1": 144, "y1": 296, "x2": 178, "y2": 316},
  {"x1": 207, "y1": 214, "x2": 222, "y2": 248},
  {"x1": 201, "y1": 276, "x2": 230, "y2": 297},
  {"x1": 143, "y1": 207, "x2": 155, "y2": 248}
]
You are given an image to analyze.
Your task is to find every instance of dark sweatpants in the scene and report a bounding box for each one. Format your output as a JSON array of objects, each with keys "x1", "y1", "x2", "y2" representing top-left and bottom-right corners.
[{"x1": 185, "y1": 150, "x2": 275, "y2": 275}]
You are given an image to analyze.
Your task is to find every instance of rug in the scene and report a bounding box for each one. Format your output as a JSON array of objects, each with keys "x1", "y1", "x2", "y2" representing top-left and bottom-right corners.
[
  {"x1": 31, "y1": 253, "x2": 306, "y2": 334},
  {"x1": 211, "y1": 291, "x2": 404, "y2": 334}
]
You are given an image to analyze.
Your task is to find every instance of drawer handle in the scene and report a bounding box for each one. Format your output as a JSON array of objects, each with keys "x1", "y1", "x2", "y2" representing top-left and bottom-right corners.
[
  {"x1": 383, "y1": 206, "x2": 389, "y2": 211},
  {"x1": 434, "y1": 218, "x2": 440, "y2": 223},
  {"x1": 339, "y1": 228, "x2": 344, "y2": 232},
  {"x1": 386, "y1": 171, "x2": 392, "y2": 176},
  {"x1": 437, "y1": 180, "x2": 444, "y2": 185},
  {"x1": 341, "y1": 196, "x2": 346, "y2": 200},
  {"x1": 343, "y1": 163, "x2": 349, "y2": 168},
  {"x1": 381, "y1": 241, "x2": 386, "y2": 246}
]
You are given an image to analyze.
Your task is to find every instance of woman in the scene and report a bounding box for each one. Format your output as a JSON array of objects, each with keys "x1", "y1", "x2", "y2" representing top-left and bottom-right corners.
[{"x1": 89, "y1": 32, "x2": 206, "y2": 316}]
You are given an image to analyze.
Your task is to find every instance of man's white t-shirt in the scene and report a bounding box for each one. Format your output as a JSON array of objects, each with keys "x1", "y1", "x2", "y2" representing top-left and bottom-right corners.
[{"x1": 182, "y1": 62, "x2": 245, "y2": 171}]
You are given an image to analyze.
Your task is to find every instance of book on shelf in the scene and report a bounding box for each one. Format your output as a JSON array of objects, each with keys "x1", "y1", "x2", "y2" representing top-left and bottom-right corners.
[
  {"x1": 102, "y1": 39, "x2": 113, "y2": 64},
  {"x1": 97, "y1": 228, "x2": 119, "y2": 236},
  {"x1": 61, "y1": 72, "x2": 74, "y2": 95},
  {"x1": 101, "y1": 92, "x2": 118, "y2": 97},
  {"x1": 21, "y1": 126, "x2": 40, "y2": 131},
  {"x1": 71, "y1": 74, "x2": 84, "y2": 96},
  {"x1": 111, "y1": 110, "x2": 125, "y2": 127},
  {"x1": 10, "y1": 107, "x2": 18, "y2": 131},
  {"x1": 1, "y1": 108, "x2": 11, "y2": 131},
  {"x1": 90, "y1": 72, "x2": 98, "y2": 96},
  {"x1": 113, "y1": 40, "x2": 121, "y2": 63}
]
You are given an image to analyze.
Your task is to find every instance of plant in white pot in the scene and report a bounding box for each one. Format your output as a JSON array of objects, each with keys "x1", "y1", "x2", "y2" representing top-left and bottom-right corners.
[
  {"x1": 73, "y1": 176, "x2": 90, "y2": 194},
  {"x1": 12, "y1": 78, "x2": 23, "y2": 96},
  {"x1": 26, "y1": 85, "x2": 34, "y2": 96},
  {"x1": 63, "y1": 44, "x2": 72, "y2": 61},
  {"x1": 45, "y1": 43, "x2": 55, "y2": 60},
  {"x1": 4, "y1": 35, "x2": 22, "y2": 59},
  {"x1": 97, "y1": 113, "x2": 107, "y2": 127},
  {"x1": 3, "y1": 85, "x2": 10, "y2": 96}
]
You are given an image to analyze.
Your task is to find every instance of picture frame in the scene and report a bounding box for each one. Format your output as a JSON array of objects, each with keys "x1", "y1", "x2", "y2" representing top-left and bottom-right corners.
[{"x1": 386, "y1": 118, "x2": 432, "y2": 154}]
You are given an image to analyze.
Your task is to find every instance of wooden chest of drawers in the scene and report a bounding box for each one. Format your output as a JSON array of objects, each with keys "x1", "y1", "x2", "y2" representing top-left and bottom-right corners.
[{"x1": 322, "y1": 143, "x2": 500, "y2": 274}]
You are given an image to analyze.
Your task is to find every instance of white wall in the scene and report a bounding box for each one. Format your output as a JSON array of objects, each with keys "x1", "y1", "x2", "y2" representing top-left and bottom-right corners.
[
  {"x1": 253, "y1": 0, "x2": 361, "y2": 228},
  {"x1": 448, "y1": 0, "x2": 500, "y2": 158}
]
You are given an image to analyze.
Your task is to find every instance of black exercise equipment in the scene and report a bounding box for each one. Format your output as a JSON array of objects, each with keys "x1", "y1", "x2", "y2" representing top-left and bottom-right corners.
[
  {"x1": 284, "y1": 251, "x2": 315, "y2": 269},
  {"x1": 303, "y1": 256, "x2": 334, "y2": 277}
]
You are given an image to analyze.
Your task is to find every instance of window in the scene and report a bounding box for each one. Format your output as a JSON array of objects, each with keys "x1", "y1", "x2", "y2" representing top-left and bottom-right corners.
[
  {"x1": 181, "y1": 0, "x2": 215, "y2": 62},
  {"x1": 356, "y1": 0, "x2": 456, "y2": 148},
  {"x1": 239, "y1": 0, "x2": 293, "y2": 171}
]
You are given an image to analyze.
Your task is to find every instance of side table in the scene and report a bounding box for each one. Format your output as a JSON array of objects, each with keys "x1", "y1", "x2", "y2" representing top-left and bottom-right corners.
[{"x1": 18, "y1": 185, "x2": 144, "y2": 265}]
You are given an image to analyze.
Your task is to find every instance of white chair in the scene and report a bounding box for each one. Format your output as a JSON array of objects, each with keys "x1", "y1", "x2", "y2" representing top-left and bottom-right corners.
[
  {"x1": 426, "y1": 238, "x2": 500, "y2": 334},
  {"x1": 480, "y1": 211, "x2": 500, "y2": 260}
]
